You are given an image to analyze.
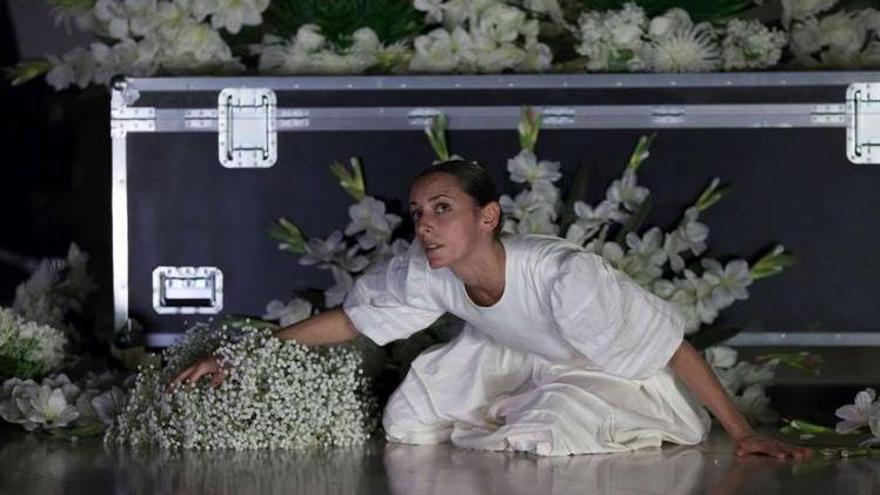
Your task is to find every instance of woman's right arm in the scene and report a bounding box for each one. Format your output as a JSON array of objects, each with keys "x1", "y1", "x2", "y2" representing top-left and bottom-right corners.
[{"x1": 166, "y1": 308, "x2": 360, "y2": 391}]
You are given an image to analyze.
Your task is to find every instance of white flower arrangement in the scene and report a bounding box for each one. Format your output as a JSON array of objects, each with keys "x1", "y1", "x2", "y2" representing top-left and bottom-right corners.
[
  {"x1": 40, "y1": 0, "x2": 256, "y2": 90},
  {"x1": 0, "y1": 307, "x2": 67, "y2": 380},
  {"x1": 107, "y1": 322, "x2": 376, "y2": 450},
  {"x1": 788, "y1": 6, "x2": 880, "y2": 68},
  {"x1": 256, "y1": 25, "x2": 411, "y2": 75},
  {"x1": 835, "y1": 388, "x2": 880, "y2": 446},
  {"x1": 574, "y1": 3, "x2": 786, "y2": 73},
  {"x1": 703, "y1": 345, "x2": 779, "y2": 425},
  {"x1": 0, "y1": 372, "x2": 127, "y2": 435},
  {"x1": 12, "y1": 243, "x2": 95, "y2": 337},
  {"x1": 410, "y1": 0, "x2": 552, "y2": 73}
]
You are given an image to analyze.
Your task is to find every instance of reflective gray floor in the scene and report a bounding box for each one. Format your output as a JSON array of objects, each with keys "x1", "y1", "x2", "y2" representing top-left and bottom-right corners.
[{"x1": 1, "y1": 427, "x2": 878, "y2": 494}]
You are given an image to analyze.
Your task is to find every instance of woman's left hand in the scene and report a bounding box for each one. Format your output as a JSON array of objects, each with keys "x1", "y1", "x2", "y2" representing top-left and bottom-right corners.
[{"x1": 735, "y1": 433, "x2": 813, "y2": 459}]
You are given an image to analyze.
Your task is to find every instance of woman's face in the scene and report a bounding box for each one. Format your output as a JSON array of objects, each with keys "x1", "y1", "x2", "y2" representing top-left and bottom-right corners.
[{"x1": 409, "y1": 173, "x2": 497, "y2": 269}]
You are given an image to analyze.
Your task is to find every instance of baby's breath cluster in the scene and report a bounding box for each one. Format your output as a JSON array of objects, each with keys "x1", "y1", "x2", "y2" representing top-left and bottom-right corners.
[
  {"x1": 107, "y1": 323, "x2": 377, "y2": 450},
  {"x1": 0, "y1": 306, "x2": 67, "y2": 379}
]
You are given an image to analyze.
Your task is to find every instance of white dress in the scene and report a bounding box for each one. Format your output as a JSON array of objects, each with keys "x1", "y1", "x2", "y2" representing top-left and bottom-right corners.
[{"x1": 343, "y1": 234, "x2": 710, "y2": 456}]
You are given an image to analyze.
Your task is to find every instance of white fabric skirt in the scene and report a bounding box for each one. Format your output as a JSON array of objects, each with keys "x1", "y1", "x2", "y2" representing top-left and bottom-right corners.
[{"x1": 383, "y1": 325, "x2": 711, "y2": 456}]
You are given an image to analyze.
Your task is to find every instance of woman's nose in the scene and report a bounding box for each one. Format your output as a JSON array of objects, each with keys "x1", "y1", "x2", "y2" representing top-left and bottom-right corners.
[{"x1": 416, "y1": 217, "x2": 433, "y2": 234}]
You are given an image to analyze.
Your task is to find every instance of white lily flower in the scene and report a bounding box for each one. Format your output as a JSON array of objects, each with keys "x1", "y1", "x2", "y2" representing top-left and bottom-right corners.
[
  {"x1": 300, "y1": 231, "x2": 346, "y2": 268},
  {"x1": 324, "y1": 267, "x2": 355, "y2": 308},
  {"x1": 193, "y1": 0, "x2": 268, "y2": 34},
  {"x1": 345, "y1": 197, "x2": 401, "y2": 250},
  {"x1": 835, "y1": 388, "x2": 880, "y2": 434},
  {"x1": 704, "y1": 346, "x2": 738, "y2": 369},
  {"x1": 411, "y1": 28, "x2": 459, "y2": 72},
  {"x1": 818, "y1": 11, "x2": 867, "y2": 60},
  {"x1": 701, "y1": 259, "x2": 751, "y2": 308},
  {"x1": 476, "y1": 3, "x2": 526, "y2": 44},
  {"x1": 263, "y1": 298, "x2": 313, "y2": 327},
  {"x1": 24, "y1": 386, "x2": 80, "y2": 429},
  {"x1": 781, "y1": 0, "x2": 838, "y2": 27},
  {"x1": 649, "y1": 8, "x2": 692, "y2": 41},
  {"x1": 734, "y1": 384, "x2": 778, "y2": 425},
  {"x1": 606, "y1": 170, "x2": 648, "y2": 212},
  {"x1": 414, "y1": 0, "x2": 445, "y2": 24},
  {"x1": 91, "y1": 387, "x2": 128, "y2": 427},
  {"x1": 507, "y1": 150, "x2": 562, "y2": 185},
  {"x1": 620, "y1": 228, "x2": 667, "y2": 284}
]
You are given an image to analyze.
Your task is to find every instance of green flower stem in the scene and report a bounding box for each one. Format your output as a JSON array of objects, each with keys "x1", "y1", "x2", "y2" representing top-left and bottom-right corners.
[
  {"x1": 518, "y1": 106, "x2": 541, "y2": 152},
  {"x1": 329, "y1": 157, "x2": 366, "y2": 201},
  {"x1": 750, "y1": 245, "x2": 798, "y2": 280},
  {"x1": 754, "y1": 351, "x2": 824, "y2": 375},
  {"x1": 626, "y1": 133, "x2": 655, "y2": 172},
  {"x1": 5, "y1": 60, "x2": 52, "y2": 86},
  {"x1": 269, "y1": 217, "x2": 306, "y2": 254},
  {"x1": 425, "y1": 114, "x2": 450, "y2": 161},
  {"x1": 695, "y1": 178, "x2": 730, "y2": 212}
]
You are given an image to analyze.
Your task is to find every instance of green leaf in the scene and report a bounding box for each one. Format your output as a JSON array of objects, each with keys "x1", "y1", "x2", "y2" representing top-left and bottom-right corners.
[
  {"x1": 686, "y1": 325, "x2": 741, "y2": 350},
  {"x1": 265, "y1": 0, "x2": 421, "y2": 48},
  {"x1": 270, "y1": 217, "x2": 307, "y2": 254},
  {"x1": 4, "y1": 60, "x2": 52, "y2": 86},
  {"x1": 559, "y1": 163, "x2": 590, "y2": 235},
  {"x1": 218, "y1": 315, "x2": 279, "y2": 330},
  {"x1": 576, "y1": 0, "x2": 754, "y2": 22},
  {"x1": 329, "y1": 157, "x2": 367, "y2": 201},
  {"x1": 754, "y1": 351, "x2": 824, "y2": 375}
]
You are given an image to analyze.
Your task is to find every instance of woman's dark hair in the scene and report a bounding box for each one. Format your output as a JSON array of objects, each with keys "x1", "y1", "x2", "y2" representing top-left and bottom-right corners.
[{"x1": 409, "y1": 159, "x2": 503, "y2": 237}]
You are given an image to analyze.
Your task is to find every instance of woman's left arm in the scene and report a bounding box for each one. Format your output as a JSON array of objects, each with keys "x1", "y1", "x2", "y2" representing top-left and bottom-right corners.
[{"x1": 668, "y1": 340, "x2": 812, "y2": 459}]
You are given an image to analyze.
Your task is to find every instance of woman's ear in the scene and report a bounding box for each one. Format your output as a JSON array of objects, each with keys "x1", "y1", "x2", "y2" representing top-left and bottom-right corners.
[{"x1": 480, "y1": 202, "x2": 501, "y2": 232}]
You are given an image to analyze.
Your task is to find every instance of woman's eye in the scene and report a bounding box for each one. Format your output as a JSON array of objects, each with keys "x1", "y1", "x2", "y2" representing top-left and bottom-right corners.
[
  {"x1": 435, "y1": 203, "x2": 450, "y2": 213},
  {"x1": 411, "y1": 211, "x2": 421, "y2": 220}
]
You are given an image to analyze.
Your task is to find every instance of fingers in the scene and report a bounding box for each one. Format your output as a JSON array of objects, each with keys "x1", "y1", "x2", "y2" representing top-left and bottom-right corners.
[
  {"x1": 736, "y1": 437, "x2": 814, "y2": 459},
  {"x1": 210, "y1": 366, "x2": 229, "y2": 389},
  {"x1": 165, "y1": 360, "x2": 221, "y2": 393}
]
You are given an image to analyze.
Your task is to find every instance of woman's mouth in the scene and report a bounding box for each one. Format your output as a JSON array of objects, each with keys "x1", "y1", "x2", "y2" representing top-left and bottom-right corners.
[{"x1": 425, "y1": 243, "x2": 443, "y2": 253}]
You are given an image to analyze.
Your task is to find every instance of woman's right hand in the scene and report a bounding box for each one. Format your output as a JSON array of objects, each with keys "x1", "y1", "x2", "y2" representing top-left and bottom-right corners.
[{"x1": 165, "y1": 356, "x2": 229, "y2": 393}]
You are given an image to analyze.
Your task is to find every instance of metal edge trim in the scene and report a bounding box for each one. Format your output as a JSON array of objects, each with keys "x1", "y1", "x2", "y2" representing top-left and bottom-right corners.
[
  {"x1": 112, "y1": 135, "x2": 129, "y2": 333},
  {"x1": 124, "y1": 71, "x2": 880, "y2": 93},
  {"x1": 723, "y1": 332, "x2": 880, "y2": 346}
]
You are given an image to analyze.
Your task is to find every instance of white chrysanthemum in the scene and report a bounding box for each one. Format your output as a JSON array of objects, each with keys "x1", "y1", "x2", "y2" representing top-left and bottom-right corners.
[
  {"x1": 649, "y1": 23, "x2": 721, "y2": 72},
  {"x1": 107, "y1": 324, "x2": 376, "y2": 450},
  {"x1": 721, "y1": 19, "x2": 788, "y2": 70},
  {"x1": 781, "y1": 0, "x2": 838, "y2": 27}
]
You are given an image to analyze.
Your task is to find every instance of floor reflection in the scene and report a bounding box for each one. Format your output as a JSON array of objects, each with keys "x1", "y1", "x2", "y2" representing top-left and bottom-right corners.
[{"x1": 0, "y1": 428, "x2": 878, "y2": 494}]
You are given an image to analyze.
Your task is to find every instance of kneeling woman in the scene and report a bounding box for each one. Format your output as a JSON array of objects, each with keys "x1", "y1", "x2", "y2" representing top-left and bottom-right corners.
[{"x1": 172, "y1": 160, "x2": 809, "y2": 458}]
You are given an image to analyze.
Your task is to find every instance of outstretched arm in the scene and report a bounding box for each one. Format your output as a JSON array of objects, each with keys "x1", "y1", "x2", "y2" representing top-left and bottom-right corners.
[
  {"x1": 167, "y1": 308, "x2": 360, "y2": 390},
  {"x1": 668, "y1": 340, "x2": 811, "y2": 459}
]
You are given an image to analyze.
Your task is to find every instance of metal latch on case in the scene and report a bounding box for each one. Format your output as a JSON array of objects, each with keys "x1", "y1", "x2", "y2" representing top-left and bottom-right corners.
[
  {"x1": 847, "y1": 83, "x2": 880, "y2": 164},
  {"x1": 217, "y1": 88, "x2": 277, "y2": 168},
  {"x1": 152, "y1": 266, "x2": 223, "y2": 314}
]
